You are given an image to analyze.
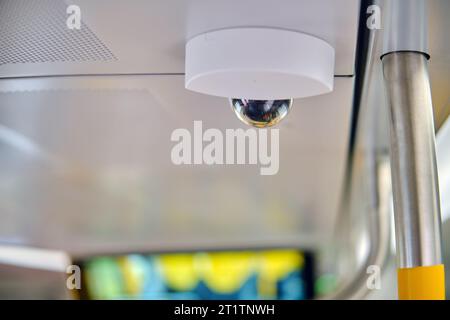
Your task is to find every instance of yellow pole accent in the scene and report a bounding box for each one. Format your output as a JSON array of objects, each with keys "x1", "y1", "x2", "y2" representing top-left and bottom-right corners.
[{"x1": 398, "y1": 264, "x2": 446, "y2": 300}]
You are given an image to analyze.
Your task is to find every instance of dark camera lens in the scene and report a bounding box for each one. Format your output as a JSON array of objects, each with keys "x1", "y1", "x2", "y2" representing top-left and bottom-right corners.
[{"x1": 230, "y1": 99, "x2": 292, "y2": 128}]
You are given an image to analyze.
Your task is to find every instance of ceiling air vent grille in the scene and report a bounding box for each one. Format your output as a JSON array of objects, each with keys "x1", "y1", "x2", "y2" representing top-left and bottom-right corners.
[{"x1": 0, "y1": 0, "x2": 117, "y2": 65}]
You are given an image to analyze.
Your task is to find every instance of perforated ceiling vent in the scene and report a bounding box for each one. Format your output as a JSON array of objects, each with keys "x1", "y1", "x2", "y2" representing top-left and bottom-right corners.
[{"x1": 0, "y1": 0, "x2": 117, "y2": 65}]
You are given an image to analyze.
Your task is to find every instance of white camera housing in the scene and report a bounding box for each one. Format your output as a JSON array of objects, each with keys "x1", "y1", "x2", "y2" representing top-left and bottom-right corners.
[{"x1": 185, "y1": 27, "x2": 335, "y2": 100}]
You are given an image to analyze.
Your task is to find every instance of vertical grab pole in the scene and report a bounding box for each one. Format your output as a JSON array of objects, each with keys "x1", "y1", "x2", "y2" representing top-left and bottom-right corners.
[{"x1": 381, "y1": 0, "x2": 445, "y2": 299}]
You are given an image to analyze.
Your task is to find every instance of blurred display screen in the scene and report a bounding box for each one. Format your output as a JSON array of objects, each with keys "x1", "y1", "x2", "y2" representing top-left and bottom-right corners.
[{"x1": 78, "y1": 249, "x2": 314, "y2": 300}]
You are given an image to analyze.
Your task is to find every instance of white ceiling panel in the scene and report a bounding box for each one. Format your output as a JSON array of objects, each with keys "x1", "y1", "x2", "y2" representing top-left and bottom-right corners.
[
  {"x1": 0, "y1": 0, "x2": 359, "y2": 256},
  {"x1": 0, "y1": 0, "x2": 360, "y2": 77},
  {"x1": 0, "y1": 76, "x2": 353, "y2": 255}
]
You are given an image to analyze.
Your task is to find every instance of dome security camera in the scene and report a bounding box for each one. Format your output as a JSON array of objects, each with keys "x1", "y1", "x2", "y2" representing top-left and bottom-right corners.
[
  {"x1": 185, "y1": 28, "x2": 335, "y2": 127},
  {"x1": 230, "y1": 99, "x2": 292, "y2": 128}
]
